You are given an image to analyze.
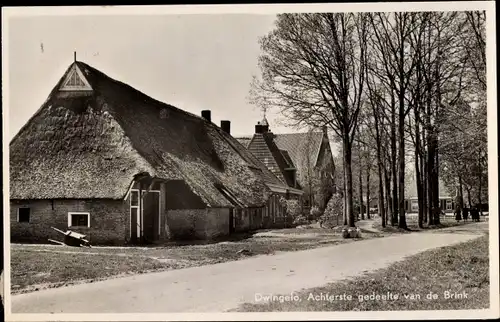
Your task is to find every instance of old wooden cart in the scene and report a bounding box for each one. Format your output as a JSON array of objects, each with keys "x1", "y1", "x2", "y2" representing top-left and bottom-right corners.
[{"x1": 49, "y1": 227, "x2": 92, "y2": 247}]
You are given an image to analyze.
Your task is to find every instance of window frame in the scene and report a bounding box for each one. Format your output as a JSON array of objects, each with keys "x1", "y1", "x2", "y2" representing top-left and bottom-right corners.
[
  {"x1": 129, "y1": 189, "x2": 140, "y2": 238},
  {"x1": 17, "y1": 207, "x2": 31, "y2": 223},
  {"x1": 68, "y1": 212, "x2": 90, "y2": 228},
  {"x1": 446, "y1": 200, "x2": 453, "y2": 211}
]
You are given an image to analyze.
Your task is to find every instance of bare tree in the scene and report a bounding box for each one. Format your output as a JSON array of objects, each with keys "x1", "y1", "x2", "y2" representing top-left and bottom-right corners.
[
  {"x1": 368, "y1": 12, "x2": 427, "y2": 229},
  {"x1": 464, "y1": 11, "x2": 486, "y2": 91},
  {"x1": 251, "y1": 11, "x2": 486, "y2": 229},
  {"x1": 250, "y1": 13, "x2": 369, "y2": 227},
  {"x1": 364, "y1": 75, "x2": 388, "y2": 227}
]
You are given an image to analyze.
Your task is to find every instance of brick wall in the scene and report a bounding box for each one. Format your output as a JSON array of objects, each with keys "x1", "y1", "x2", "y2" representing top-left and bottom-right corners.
[
  {"x1": 234, "y1": 208, "x2": 250, "y2": 232},
  {"x1": 10, "y1": 199, "x2": 129, "y2": 245},
  {"x1": 166, "y1": 208, "x2": 230, "y2": 240},
  {"x1": 165, "y1": 209, "x2": 201, "y2": 239},
  {"x1": 204, "y1": 208, "x2": 229, "y2": 239}
]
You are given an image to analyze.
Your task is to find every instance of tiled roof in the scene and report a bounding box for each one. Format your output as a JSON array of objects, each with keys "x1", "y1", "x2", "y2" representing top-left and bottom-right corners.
[
  {"x1": 246, "y1": 133, "x2": 296, "y2": 187},
  {"x1": 274, "y1": 132, "x2": 324, "y2": 169}
]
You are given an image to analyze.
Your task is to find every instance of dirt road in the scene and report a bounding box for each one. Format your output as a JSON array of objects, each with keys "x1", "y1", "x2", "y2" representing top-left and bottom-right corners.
[{"x1": 10, "y1": 222, "x2": 488, "y2": 313}]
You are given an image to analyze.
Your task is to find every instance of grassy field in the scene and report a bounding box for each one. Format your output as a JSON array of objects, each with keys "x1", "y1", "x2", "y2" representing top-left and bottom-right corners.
[
  {"x1": 11, "y1": 227, "x2": 382, "y2": 294},
  {"x1": 235, "y1": 234, "x2": 490, "y2": 311}
]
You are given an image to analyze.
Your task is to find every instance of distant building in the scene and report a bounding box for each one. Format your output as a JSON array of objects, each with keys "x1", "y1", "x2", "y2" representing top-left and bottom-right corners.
[
  {"x1": 404, "y1": 174, "x2": 455, "y2": 214},
  {"x1": 236, "y1": 118, "x2": 335, "y2": 213},
  {"x1": 9, "y1": 60, "x2": 294, "y2": 245}
]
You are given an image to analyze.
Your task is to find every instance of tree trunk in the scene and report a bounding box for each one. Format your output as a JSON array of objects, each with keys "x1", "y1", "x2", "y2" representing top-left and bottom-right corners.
[
  {"x1": 466, "y1": 186, "x2": 472, "y2": 208},
  {"x1": 434, "y1": 147, "x2": 440, "y2": 225},
  {"x1": 415, "y1": 150, "x2": 424, "y2": 228},
  {"x1": 366, "y1": 165, "x2": 371, "y2": 220},
  {"x1": 459, "y1": 175, "x2": 464, "y2": 209},
  {"x1": 398, "y1": 91, "x2": 407, "y2": 230},
  {"x1": 391, "y1": 146, "x2": 398, "y2": 226},
  {"x1": 477, "y1": 156, "x2": 483, "y2": 216},
  {"x1": 414, "y1": 99, "x2": 424, "y2": 228},
  {"x1": 413, "y1": 28, "x2": 424, "y2": 228},
  {"x1": 359, "y1": 149, "x2": 364, "y2": 221},
  {"x1": 380, "y1": 167, "x2": 386, "y2": 227},
  {"x1": 421, "y1": 109, "x2": 428, "y2": 224},
  {"x1": 428, "y1": 157, "x2": 437, "y2": 226},
  {"x1": 422, "y1": 153, "x2": 428, "y2": 224},
  {"x1": 427, "y1": 135, "x2": 435, "y2": 225},
  {"x1": 433, "y1": 30, "x2": 442, "y2": 226},
  {"x1": 390, "y1": 93, "x2": 399, "y2": 226},
  {"x1": 343, "y1": 138, "x2": 355, "y2": 227},
  {"x1": 385, "y1": 161, "x2": 392, "y2": 221},
  {"x1": 374, "y1": 108, "x2": 386, "y2": 227},
  {"x1": 343, "y1": 158, "x2": 348, "y2": 226},
  {"x1": 426, "y1": 78, "x2": 438, "y2": 225}
]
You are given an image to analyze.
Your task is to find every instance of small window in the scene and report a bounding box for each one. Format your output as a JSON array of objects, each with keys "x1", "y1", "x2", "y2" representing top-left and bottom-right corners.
[
  {"x1": 130, "y1": 190, "x2": 139, "y2": 207},
  {"x1": 68, "y1": 212, "x2": 90, "y2": 228},
  {"x1": 18, "y1": 208, "x2": 30, "y2": 223}
]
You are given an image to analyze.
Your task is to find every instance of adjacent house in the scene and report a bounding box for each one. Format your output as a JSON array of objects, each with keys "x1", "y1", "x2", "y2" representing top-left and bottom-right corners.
[
  {"x1": 404, "y1": 175, "x2": 455, "y2": 214},
  {"x1": 236, "y1": 119, "x2": 335, "y2": 214},
  {"x1": 9, "y1": 60, "x2": 292, "y2": 245}
]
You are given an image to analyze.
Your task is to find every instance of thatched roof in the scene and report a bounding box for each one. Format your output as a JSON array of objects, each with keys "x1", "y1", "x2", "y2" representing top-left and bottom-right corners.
[
  {"x1": 236, "y1": 136, "x2": 252, "y2": 149},
  {"x1": 10, "y1": 61, "x2": 287, "y2": 207}
]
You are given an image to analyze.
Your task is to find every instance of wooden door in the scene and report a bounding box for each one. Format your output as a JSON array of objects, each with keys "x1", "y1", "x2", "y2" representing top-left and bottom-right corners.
[{"x1": 142, "y1": 191, "x2": 160, "y2": 242}]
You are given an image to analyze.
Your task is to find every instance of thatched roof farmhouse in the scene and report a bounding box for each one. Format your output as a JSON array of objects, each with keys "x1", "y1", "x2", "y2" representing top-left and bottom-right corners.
[{"x1": 10, "y1": 60, "x2": 294, "y2": 244}]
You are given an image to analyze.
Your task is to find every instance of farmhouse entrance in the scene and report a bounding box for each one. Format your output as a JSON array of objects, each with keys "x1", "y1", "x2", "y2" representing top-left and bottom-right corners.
[
  {"x1": 129, "y1": 188, "x2": 161, "y2": 244},
  {"x1": 142, "y1": 191, "x2": 160, "y2": 242}
]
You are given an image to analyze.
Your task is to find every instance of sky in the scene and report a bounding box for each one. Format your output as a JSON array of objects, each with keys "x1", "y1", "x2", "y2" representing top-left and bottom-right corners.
[{"x1": 6, "y1": 14, "x2": 308, "y2": 141}]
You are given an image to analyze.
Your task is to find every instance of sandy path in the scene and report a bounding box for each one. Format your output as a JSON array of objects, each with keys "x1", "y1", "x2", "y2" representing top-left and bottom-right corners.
[{"x1": 10, "y1": 222, "x2": 487, "y2": 313}]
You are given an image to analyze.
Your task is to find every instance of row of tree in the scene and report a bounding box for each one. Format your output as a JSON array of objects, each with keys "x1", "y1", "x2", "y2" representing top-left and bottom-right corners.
[{"x1": 250, "y1": 11, "x2": 487, "y2": 229}]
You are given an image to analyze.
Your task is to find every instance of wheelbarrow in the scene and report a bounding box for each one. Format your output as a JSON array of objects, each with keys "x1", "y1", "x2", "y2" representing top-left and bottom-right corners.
[{"x1": 48, "y1": 227, "x2": 92, "y2": 248}]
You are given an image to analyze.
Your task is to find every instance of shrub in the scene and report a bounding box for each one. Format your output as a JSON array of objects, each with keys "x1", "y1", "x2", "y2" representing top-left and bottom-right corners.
[
  {"x1": 280, "y1": 198, "x2": 307, "y2": 225},
  {"x1": 320, "y1": 193, "x2": 344, "y2": 228},
  {"x1": 309, "y1": 206, "x2": 323, "y2": 220}
]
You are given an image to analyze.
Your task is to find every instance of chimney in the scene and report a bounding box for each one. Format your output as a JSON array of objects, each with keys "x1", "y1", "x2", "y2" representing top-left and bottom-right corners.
[
  {"x1": 255, "y1": 122, "x2": 263, "y2": 134},
  {"x1": 201, "y1": 110, "x2": 211, "y2": 122},
  {"x1": 221, "y1": 120, "x2": 231, "y2": 135}
]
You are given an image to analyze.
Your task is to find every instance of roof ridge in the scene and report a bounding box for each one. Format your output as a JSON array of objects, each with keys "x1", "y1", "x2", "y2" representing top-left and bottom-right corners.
[
  {"x1": 276, "y1": 131, "x2": 323, "y2": 136},
  {"x1": 235, "y1": 131, "x2": 323, "y2": 139},
  {"x1": 76, "y1": 61, "x2": 213, "y2": 126}
]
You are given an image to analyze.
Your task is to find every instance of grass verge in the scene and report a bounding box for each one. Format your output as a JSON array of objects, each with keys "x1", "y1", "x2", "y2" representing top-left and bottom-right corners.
[
  {"x1": 235, "y1": 234, "x2": 490, "y2": 311},
  {"x1": 372, "y1": 215, "x2": 476, "y2": 234},
  {"x1": 11, "y1": 229, "x2": 378, "y2": 294}
]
